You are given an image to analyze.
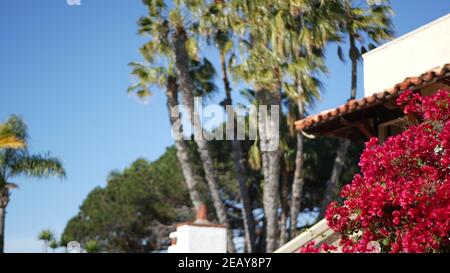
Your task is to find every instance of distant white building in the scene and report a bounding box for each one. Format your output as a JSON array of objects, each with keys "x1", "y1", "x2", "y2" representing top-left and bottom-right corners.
[{"x1": 168, "y1": 204, "x2": 227, "y2": 253}]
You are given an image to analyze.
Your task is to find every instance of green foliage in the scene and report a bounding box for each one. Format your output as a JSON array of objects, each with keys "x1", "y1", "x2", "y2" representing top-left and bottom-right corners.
[
  {"x1": 0, "y1": 119, "x2": 25, "y2": 150},
  {"x1": 0, "y1": 115, "x2": 65, "y2": 188},
  {"x1": 62, "y1": 147, "x2": 193, "y2": 253},
  {"x1": 94, "y1": 0, "x2": 379, "y2": 252},
  {"x1": 59, "y1": 234, "x2": 71, "y2": 249},
  {"x1": 302, "y1": 137, "x2": 363, "y2": 206},
  {"x1": 63, "y1": 134, "x2": 362, "y2": 252},
  {"x1": 0, "y1": 115, "x2": 27, "y2": 141},
  {"x1": 49, "y1": 240, "x2": 58, "y2": 252},
  {"x1": 38, "y1": 229, "x2": 55, "y2": 242},
  {"x1": 84, "y1": 240, "x2": 100, "y2": 253},
  {"x1": 338, "y1": 0, "x2": 394, "y2": 99}
]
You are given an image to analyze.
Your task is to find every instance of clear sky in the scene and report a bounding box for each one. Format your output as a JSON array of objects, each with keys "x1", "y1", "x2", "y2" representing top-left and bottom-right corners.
[{"x1": 0, "y1": 0, "x2": 449, "y2": 252}]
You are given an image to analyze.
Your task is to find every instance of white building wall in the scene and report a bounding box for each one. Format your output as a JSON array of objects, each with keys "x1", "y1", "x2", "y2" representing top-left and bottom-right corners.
[
  {"x1": 168, "y1": 225, "x2": 227, "y2": 253},
  {"x1": 363, "y1": 13, "x2": 450, "y2": 96}
]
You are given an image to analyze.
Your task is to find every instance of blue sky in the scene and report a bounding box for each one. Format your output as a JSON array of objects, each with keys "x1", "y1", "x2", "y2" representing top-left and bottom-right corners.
[{"x1": 0, "y1": 0, "x2": 448, "y2": 252}]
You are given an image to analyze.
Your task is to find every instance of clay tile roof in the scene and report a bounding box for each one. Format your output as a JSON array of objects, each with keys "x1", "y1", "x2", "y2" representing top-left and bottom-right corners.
[{"x1": 295, "y1": 63, "x2": 450, "y2": 131}]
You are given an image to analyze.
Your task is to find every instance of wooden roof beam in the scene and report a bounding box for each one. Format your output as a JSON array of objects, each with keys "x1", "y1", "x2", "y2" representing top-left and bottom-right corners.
[
  {"x1": 439, "y1": 78, "x2": 450, "y2": 86},
  {"x1": 356, "y1": 122, "x2": 376, "y2": 139}
]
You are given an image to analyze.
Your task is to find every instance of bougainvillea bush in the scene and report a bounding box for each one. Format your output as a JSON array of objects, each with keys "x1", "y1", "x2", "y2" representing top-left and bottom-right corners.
[{"x1": 302, "y1": 89, "x2": 450, "y2": 253}]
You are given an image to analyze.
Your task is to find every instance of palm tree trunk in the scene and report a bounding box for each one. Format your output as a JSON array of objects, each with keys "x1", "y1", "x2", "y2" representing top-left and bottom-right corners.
[
  {"x1": 166, "y1": 75, "x2": 203, "y2": 210},
  {"x1": 0, "y1": 207, "x2": 5, "y2": 253},
  {"x1": 319, "y1": 138, "x2": 350, "y2": 219},
  {"x1": 290, "y1": 96, "x2": 306, "y2": 239},
  {"x1": 172, "y1": 28, "x2": 235, "y2": 252},
  {"x1": 0, "y1": 187, "x2": 9, "y2": 254},
  {"x1": 264, "y1": 139, "x2": 281, "y2": 253},
  {"x1": 278, "y1": 211, "x2": 287, "y2": 247},
  {"x1": 256, "y1": 86, "x2": 281, "y2": 253},
  {"x1": 43, "y1": 241, "x2": 48, "y2": 253},
  {"x1": 349, "y1": 34, "x2": 358, "y2": 100},
  {"x1": 278, "y1": 168, "x2": 290, "y2": 246},
  {"x1": 220, "y1": 51, "x2": 256, "y2": 253}
]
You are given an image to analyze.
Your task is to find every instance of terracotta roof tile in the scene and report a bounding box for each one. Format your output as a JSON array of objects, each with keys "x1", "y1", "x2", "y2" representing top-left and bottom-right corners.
[{"x1": 296, "y1": 63, "x2": 450, "y2": 131}]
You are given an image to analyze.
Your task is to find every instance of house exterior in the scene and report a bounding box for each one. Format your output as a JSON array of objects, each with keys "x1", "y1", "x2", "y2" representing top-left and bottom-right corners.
[
  {"x1": 168, "y1": 204, "x2": 228, "y2": 253},
  {"x1": 276, "y1": 13, "x2": 450, "y2": 253}
]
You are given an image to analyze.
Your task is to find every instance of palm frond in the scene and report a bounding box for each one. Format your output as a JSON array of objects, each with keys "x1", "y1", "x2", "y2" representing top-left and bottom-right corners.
[
  {"x1": 0, "y1": 136, "x2": 25, "y2": 150},
  {"x1": 10, "y1": 153, "x2": 66, "y2": 179},
  {"x1": 1, "y1": 116, "x2": 28, "y2": 141}
]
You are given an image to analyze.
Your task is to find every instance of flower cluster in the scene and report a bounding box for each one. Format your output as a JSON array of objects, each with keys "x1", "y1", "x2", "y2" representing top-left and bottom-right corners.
[
  {"x1": 299, "y1": 241, "x2": 337, "y2": 253},
  {"x1": 301, "y1": 89, "x2": 450, "y2": 253}
]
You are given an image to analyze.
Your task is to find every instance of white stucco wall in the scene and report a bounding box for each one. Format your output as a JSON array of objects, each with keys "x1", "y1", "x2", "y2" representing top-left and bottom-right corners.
[
  {"x1": 363, "y1": 13, "x2": 450, "y2": 96},
  {"x1": 167, "y1": 225, "x2": 227, "y2": 253}
]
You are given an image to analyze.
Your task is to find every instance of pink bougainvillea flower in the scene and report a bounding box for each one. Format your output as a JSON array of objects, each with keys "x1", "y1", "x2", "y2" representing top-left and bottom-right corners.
[{"x1": 300, "y1": 89, "x2": 450, "y2": 253}]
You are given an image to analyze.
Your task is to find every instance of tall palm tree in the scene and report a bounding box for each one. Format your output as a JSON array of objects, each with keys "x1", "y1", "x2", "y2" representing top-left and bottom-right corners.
[
  {"x1": 242, "y1": 88, "x2": 294, "y2": 247},
  {"x1": 0, "y1": 116, "x2": 65, "y2": 253},
  {"x1": 275, "y1": 0, "x2": 341, "y2": 239},
  {"x1": 172, "y1": 26, "x2": 236, "y2": 253},
  {"x1": 128, "y1": 57, "x2": 219, "y2": 211},
  {"x1": 131, "y1": 1, "x2": 217, "y2": 212},
  {"x1": 137, "y1": 0, "x2": 236, "y2": 252},
  {"x1": 38, "y1": 229, "x2": 55, "y2": 253},
  {"x1": 230, "y1": 0, "x2": 285, "y2": 252},
  {"x1": 320, "y1": 0, "x2": 393, "y2": 218},
  {"x1": 128, "y1": 62, "x2": 204, "y2": 211},
  {"x1": 197, "y1": 0, "x2": 256, "y2": 252},
  {"x1": 231, "y1": 0, "x2": 339, "y2": 251}
]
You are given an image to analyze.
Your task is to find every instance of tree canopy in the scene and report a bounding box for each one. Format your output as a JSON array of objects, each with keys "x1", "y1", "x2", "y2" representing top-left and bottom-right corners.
[{"x1": 63, "y1": 137, "x2": 361, "y2": 252}]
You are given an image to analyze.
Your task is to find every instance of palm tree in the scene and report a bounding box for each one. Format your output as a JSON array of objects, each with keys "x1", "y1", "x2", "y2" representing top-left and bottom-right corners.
[
  {"x1": 320, "y1": 0, "x2": 393, "y2": 218},
  {"x1": 140, "y1": 0, "x2": 237, "y2": 252},
  {"x1": 232, "y1": 0, "x2": 347, "y2": 248},
  {"x1": 128, "y1": 57, "x2": 219, "y2": 211},
  {"x1": 38, "y1": 229, "x2": 55, "y2": 253},
  {"x1": 130, "y1": 4, "x2": 203, "y2": 212},
  {"x1": 49, "y1": 240, "x2": 58, "y2": 253},
  {"x1": 230, "y1": 0, "x2": 285, "y2": 252},
  {"x1": 135, "y1": 1, "x2": 236, "y2": 252},
  {"x1": 172, "y1": 26, "x2": 236, "y2": 253},
  {"x1": 231, "y1": 0, "x2": 334, "y2": 251},
  {"x1": 275, "y1": 0, "x2": 341, "y2": 239},
  {"x1": 338, "y1": 0, "x2": 394, "y2": 100},
  {"x1": 197, "y1": 0, "x2": 256, "y2": 252},
  {"x1": 0, "y1": 115, "x2": 65, "y2": 253},
  {"x1": 242, "y1": 88, "x2": 295, "y2": 247},
  {"x1": 128, "y1": 63, "x2": 204, "y2": 211}
]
